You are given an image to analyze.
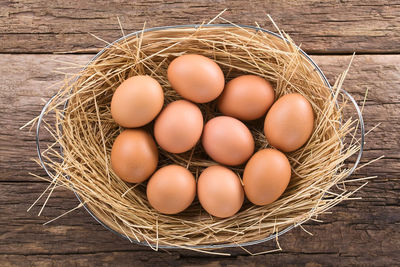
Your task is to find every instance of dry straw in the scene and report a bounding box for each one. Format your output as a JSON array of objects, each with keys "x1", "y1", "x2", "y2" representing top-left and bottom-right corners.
[{"x1": 27, "y1": 18, "x2": 369, "y2": 253}]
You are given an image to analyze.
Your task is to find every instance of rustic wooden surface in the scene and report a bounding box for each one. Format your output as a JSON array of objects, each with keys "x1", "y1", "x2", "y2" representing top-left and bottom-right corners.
[{"x1": 1, "y1": 1, "x2": 399, "y2": 266}]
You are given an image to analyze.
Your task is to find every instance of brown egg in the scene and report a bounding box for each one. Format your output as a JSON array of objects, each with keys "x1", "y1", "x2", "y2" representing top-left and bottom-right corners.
[
  {"x1": 264, "y1": 93, "x2": 314, "y2": 152},
  {"x1": 202, "y1": 116, "x2": 254, "y2": 166},
  {"x1": 111, "y1": 76, "x2": 164, "y2": 128},
  {"x1": 154, "y1": 100, "x2": 203, "y2": 154},
  {"x1": 111, "y1": 129, "x2": 158, "y2": 183},
  {"x1": 243, "y1": 149, "x2": 291, "y2": 205},
  {"x1": 197, "y1": 165, "x2": 244, "y2": 218},
  {"x1": 167, "y1": 54, "x2": 225, "y2": 103},
  {"x1": 146, "y1": 165, "x2": 196, "y2": 214},
  {"x1": 218, "y1": 75, "x2": 275, "y2": 120}
]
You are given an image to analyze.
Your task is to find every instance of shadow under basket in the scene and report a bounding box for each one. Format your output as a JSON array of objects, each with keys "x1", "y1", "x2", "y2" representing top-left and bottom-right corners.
[{"x1": 36, "y1": 24, "x2": 364, "y2": 250}]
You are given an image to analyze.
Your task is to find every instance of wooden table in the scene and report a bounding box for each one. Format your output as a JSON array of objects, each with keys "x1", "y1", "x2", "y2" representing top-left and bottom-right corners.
[{"x1": 1, "y1": 1, "x2": 399, "y2": 266}]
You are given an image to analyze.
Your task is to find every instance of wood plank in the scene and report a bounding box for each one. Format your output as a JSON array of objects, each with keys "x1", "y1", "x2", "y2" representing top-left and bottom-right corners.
[
  {"x1": 1, "y1": 54, "x2": 399, "y2": 266},
  {"x1": 2, "y1": 54, "x2": 398, "y2": 182},
  {"x1": 0, "y1": 183, "x2": 399, "y2": 266},
  {"x1": 312, "y1": 55, "x2": 400, "y2": 180},
  {"x1": 1, "y1": 0, "x2": 399, "y2": 53},
  {"x1": 1, "y1": 249, "x2": 399, "y2": 267},
  {"x1": 0, "y1": 54, "x2": 92, "y2": 181}
]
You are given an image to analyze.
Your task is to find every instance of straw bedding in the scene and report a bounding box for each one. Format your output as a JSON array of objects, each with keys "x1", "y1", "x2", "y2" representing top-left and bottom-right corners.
[{"x1": 31, "y1": 22, "x2": 364, "y2": 251}]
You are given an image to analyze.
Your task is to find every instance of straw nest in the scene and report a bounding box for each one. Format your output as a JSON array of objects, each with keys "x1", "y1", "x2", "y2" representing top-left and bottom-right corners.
[{"x1": 31, "y1": 22, "x2": 365, "y2": 251}]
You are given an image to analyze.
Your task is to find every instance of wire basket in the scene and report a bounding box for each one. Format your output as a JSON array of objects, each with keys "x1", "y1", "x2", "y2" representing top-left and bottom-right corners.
[{"x1": 35, "y1": 24, "x2": 364, "y2": 250}]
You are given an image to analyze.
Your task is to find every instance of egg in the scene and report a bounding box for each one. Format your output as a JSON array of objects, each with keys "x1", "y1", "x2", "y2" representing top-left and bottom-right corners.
[
  {"x1": 111, "y1": 129, "x2": 158, "y2": 183},
  {"x1": 111, "y1": 75, "x2": 164, "y2": 128},
  {"x1": 167, "y1": 54, "x2": 225, "y2": 103},
  {"x1": 264, "y1": 93, "x2": 314, "y2": 152},
  {"x1": 217, "y1": 75, "x2": 275, "y2": 120},
  {"x1": 197, "y1": 165, "x2": 244, "y2": 218},
  {"x1": 154, "y1": 100, "x2": 203, "y2": 153},
  {"x1": 146, "y1": 165, "x2": 196, "y2": 214},
  {"x1": 202, "y1": 116, "x2": 254, "y2": 166},
  {"x1": 243, "y1": 149, "x2": 291, "y2": 205}
]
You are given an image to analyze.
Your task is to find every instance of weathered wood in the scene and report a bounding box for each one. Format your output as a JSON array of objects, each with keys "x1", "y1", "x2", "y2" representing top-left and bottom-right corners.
[
  {"x1": 2, "y1": 54, "x2": 398, "y2": 182},
  {"x1": 1, "y1": 0, "x2": 399, "y2": 54},
  {"x1": 0, "y1": 182, "x2": 399, "y2": 266},
  {"x1": 312, "y1": 55, "x2": 400, "y2": 180},
  {"x1": 1, "y1": 0, "x2": 399, "y2": 265},
  {"x1": 1, "y1": 53, "x2": 399, "y2": 265},
  {"x1": 0, "y1": 54, "x2": 91, "y2": 181},
  {"x1": 1, "y1": 248, "x2": 399, "y2": 267}
]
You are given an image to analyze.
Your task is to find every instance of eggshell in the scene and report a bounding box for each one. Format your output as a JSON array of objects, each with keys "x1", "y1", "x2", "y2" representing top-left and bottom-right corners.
[
  {"x1": 111, "y1": 75, "x2": 164, "y2": 128},
  {"x1": 202, "y1": 116, "x2": 254, "y2": 166},
  {"x1": 243, "y1": 149, "x2": 291, "y2": 205},
  {"x1": 154, "y1": 100, "x2": 203, "y2": 153},
  {"x1": 167, "y1": 54, "x2": 225, "y2": 103},
  {"x1": 264, "y1": 93, "x2": 314, "y2": 152},
  {"x1": 111, "y1": 129, "x2": 158, "y2": 183},
  {"x1": 197, "y1": 165, "x2": 244, "y2": 218},
  {"x1": 146, "y1": 165, "x2": 196, "y2": 214},
  {"x1": 218, "y1": 75, "x2": 275, "y2": 120}
]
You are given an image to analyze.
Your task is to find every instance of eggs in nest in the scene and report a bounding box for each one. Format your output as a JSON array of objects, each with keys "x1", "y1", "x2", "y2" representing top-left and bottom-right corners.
[{"x1": 109, "y1": 54, "x2": 314, "y2": 217}]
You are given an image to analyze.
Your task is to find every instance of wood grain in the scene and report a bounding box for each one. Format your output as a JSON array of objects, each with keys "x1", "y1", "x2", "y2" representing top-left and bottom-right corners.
[
  {"x1": 2, "y1": 54, "x2": 398, "y2": 181},
  {"x1": 1, "y1": 53, "x2": 399, "y2": 266},
  {"x1": 1, "y1": 0, "x2": 400, "y2": 54},
  {"x1": 1, "y1": 0, "x2": 399, "y2": 265},
  {"x1": 1, "y1": 183, "x2": 399, "y2": 266}
]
